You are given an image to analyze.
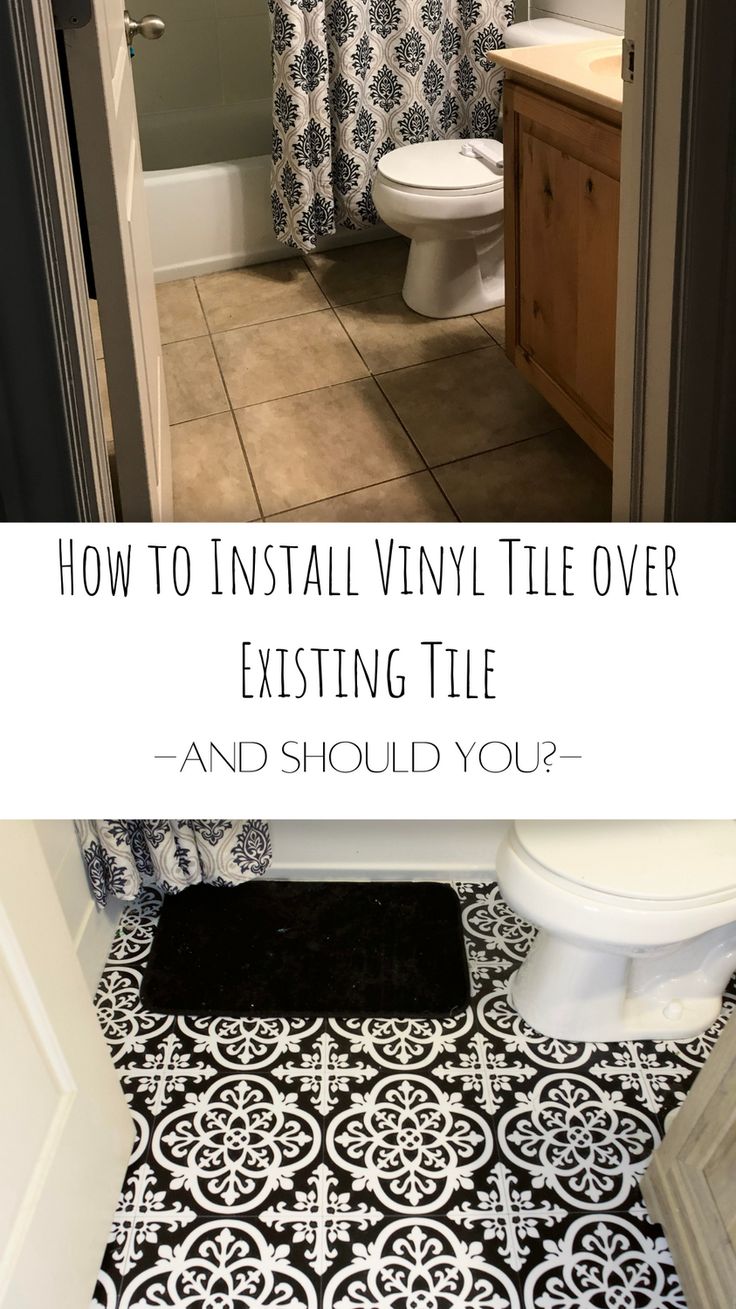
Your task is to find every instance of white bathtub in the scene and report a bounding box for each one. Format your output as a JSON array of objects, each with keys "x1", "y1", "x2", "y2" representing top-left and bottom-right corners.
[{"x1": 144, "y1": 155, "x2": 393, "y2": 283}]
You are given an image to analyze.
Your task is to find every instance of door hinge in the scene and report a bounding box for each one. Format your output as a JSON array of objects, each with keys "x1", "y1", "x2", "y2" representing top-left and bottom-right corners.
[
  {"x1": 53, "y1": 1, "x2": 91, "y2": 29},
  {"x1": 623, "y1": 37, "x2": 635, "y2": 83}
]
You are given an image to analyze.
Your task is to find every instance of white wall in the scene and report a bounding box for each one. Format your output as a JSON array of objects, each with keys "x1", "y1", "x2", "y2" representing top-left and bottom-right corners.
[
  {"x1": 34, "y1": 821, "x2": 121, "y2": 996},
  {"x1": 269, "y1": 820, "x2": 510, "y2": 879},
  {"x1": 529, "y1": 0, "x2": 625, "y2": 34}
]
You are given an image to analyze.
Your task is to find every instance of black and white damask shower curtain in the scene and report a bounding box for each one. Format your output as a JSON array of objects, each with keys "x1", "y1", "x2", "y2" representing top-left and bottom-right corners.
[
  {"x1": 269, "y1": 0, "x2": 514, "y2": 251},
  {"x1": 77, "y1": 820, "x2": 272, "y2": 907}
]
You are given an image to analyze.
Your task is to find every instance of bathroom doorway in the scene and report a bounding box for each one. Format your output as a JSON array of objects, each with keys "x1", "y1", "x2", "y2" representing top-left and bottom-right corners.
[
  {"x1": 2, "y1": 0, "x2": 734, "y2": 521},
  {"x1": 83, "y1": 0, "x2": 616, "y2": 523}
]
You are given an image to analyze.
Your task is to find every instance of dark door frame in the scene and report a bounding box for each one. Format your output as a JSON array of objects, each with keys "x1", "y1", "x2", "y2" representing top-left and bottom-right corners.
[
  {"x1": 614, "y1": 0, "x2": 736, "y2": 522},
  {"x1": 667, "y1": 0, "x2": 736, "y2": 520},
  {"x1": 0, "y1": 0, "x2": 112, "y2": 522}
]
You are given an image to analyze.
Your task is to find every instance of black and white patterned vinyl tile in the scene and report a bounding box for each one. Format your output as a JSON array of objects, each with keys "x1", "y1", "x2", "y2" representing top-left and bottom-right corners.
[{"x1": 91, "y1": 881, "x2": 733, "y2": 1308}]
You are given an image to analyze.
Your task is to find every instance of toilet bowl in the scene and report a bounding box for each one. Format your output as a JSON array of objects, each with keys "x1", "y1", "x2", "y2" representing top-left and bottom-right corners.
[
  {"x1": 496, "y1": 821, "x2": 736, "y2": 1041},
  {"x1": 372, "y1": 17, "x2": 609, "y2": 318},
  {"x1": 372, "y1": 140, "x2": 505, "y2": 318}
]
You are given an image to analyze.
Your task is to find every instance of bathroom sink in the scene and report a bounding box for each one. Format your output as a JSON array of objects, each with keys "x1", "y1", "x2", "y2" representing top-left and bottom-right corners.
[
  {"x1": 490, "y1": 38, "x2": 624, "y2": 111},
  {"x1": 588, "y1": 53, "x2": 622, "y2": 78}
]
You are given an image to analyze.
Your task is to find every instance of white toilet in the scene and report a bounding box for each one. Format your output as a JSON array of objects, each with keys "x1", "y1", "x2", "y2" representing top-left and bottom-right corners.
[
  {"x1": 496, "y1": 821, "x2": 736, "y2": 1041},
  {"x1": 372, "y1": 18, "x2": 609, "y2": 318}
]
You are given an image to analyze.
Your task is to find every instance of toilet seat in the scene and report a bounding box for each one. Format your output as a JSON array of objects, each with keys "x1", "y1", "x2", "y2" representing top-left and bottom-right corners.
[
  {"x1": 515, "y1": 820, "x2": 736, "y2": 908},
  {"x1": 377, "y1": 140, "x2": 504, "y2": 196}
]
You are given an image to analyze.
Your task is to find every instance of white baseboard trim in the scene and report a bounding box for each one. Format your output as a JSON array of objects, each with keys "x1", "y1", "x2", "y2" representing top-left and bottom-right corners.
[{"x1": 268, "y1": 820, "x2": 508, "y2": 880}]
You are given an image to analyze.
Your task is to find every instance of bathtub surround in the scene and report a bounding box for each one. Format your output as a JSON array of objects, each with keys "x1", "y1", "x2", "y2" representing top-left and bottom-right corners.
[
  {"x1": 269, "y1": 0, "x2": 514, "y2": 250},
  {"x1": 89, "y1": 878, "x2": 719, "y2": 1307},
  {"x1": 131, "y1": 0, "x2": 272, "y2": 170},
  {"x1": 77, "y1": 820, "x2": 272, "y2": 906}
]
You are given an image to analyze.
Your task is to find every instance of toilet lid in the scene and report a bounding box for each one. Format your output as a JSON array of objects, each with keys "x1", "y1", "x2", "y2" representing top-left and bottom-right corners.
[
  {"x1": 376, "y1": 140, "x2": 504, "y2": 192},
  {"x1": 514, "y1": 821, "x2": 736, "y2": 903},
  {"x1": 505, "y1": 19, "x2": 610, "y2": 47}
]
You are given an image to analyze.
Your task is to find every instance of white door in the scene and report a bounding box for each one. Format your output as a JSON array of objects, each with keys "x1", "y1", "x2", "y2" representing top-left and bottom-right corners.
[
  {"x1": 0, "y1": 823, "x2": 133, "y2": 1309},
  {"x1": 64, "y1": 1, "x2": 172, "y2": 522}
]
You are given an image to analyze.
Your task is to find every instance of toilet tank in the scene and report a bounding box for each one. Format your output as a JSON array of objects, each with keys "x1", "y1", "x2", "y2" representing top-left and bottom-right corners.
[{"x1": 505, "y1": 18, "x2": 610, "y2": 47}]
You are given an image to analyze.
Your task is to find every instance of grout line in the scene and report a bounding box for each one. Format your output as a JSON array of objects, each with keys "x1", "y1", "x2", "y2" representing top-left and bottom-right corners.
[
  {"x1": 330, "y1": 299, "x2": 460, "y2": 518},
  {"x1": 428, "y1": 424, "x2": 579, "y2": 472},
  {"x1": 430, "y1": 477, "x2": 464, "y2": 523},
  {"x1": 169, "y1": 404, "x2": 231, "y2": 425},
  {"x1": 229, "y1": 371, "x2": 369, "y2": 411},
  {"x1": 160, "y1": 331, "x2": 210, "y2": 348},
  {"x1": 205, "y1": 303, "x2": 330, "y2": 337},
  {"x1": 192, "y1": 279, "x2": 266, "y2": 522},
  {"x1": 371, "y1": 339, "x2": 499, "y2": 382},
  {"x1": 331, "y1": 305, "x2": 461, "y2": 522},
  {"x1": 475, "y1": 324, "x2": 506, "y2": 349},
  {"x1": 334, "y1": 321, "x2": 497, "y2": 378},
  {"x1": 379, "y1": 395, "x2": 461, "y2": 524},
  {"x1": 261, "y1": 468, "x2": 457, "y2": 521}
]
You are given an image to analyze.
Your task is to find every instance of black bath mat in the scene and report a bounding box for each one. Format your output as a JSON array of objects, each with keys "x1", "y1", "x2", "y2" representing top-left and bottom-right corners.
[{"x1": 141, "y1": 880, "x2": 469, "y2": 1018}]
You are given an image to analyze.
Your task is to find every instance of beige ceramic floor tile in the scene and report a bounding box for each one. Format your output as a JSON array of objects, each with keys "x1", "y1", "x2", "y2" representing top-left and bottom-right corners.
[
  {"x1": 336, "y1": 294, "x2": 488, "y2": 373},
  {"x1": 89, "y1": 299, "x2": 104, "y2": 359},
  {"x1": 235, "y1": 377, "x2": 423, "y2": 516},
  {"x1": 155, "y1": 278, "x2": 207, "y2": 344},
  {"x1": 474, "y1": 306, "x2": 506, "y2": 350},
  {"x1": 213, "y1": 310, "x2": 367, "y2": 408},
  {"x1": 377, "y1": 346, "x2": 559, "y2": 465},
  {"x1": 162, "y1": 337, "x2": 228, "y2": 424},
  {"x1": 172, "y1": 412, "x2": 259, "y2": 522},
  {"x1": 305, "y1": 237, "x2": 408, "y2": 306},
  {"x1": 267, "y1": 471, "x2": 456, "y2": 522},
  {"x1": 435, "y1": 428, "x2": 612, "y2": 522},
  {"x1": 195, "y1": 258, "x2": 328, "y2": 332}
]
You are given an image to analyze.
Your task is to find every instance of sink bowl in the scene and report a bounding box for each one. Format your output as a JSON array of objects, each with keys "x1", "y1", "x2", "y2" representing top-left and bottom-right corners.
[{"x1": 589, "y1": 53, "x2": 622, "y2": 78}]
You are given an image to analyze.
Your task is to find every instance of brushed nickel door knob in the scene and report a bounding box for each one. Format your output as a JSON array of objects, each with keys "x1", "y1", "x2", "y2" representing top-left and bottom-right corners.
[{"x1": 124, "y1": 10, "x2": 165, "y2": 42}]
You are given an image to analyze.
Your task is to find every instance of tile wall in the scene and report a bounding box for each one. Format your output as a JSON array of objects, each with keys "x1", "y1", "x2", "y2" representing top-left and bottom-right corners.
[{"x1": 132, "y1": 0, "x2": 272, "y2": 170}]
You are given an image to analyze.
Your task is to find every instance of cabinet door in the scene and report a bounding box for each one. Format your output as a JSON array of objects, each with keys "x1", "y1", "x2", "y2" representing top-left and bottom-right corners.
[
  {"x1": 505, "y1": 83, "x2": 621, "y2": 465},
  {"x1": 642, "y1": 1009, "x2": 736, "y2": 1309}
]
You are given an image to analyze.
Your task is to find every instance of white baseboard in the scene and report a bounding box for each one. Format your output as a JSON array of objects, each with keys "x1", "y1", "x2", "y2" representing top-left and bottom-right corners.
[{"x1": 268, "y1": 820, "x2": 509, "y2": 880}]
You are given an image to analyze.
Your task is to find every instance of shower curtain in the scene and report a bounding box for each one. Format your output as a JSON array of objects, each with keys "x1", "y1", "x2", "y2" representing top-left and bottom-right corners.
[
  {"x1": 269, "y1": 0, "x2": 514, "y2": 250},
  {"x1": 77, "y1": 820, "x2": 272, "y2": 907}
]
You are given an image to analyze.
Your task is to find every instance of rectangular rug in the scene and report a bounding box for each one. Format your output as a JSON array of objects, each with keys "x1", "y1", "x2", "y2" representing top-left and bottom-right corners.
[{"x1": 141, "y1": 880, "x2": 469, "y2": 1017}]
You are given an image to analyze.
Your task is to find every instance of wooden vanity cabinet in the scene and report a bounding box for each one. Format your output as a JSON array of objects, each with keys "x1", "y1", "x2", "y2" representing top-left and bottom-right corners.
[{"x1": 503, "y1": 79, "x2": 622, "y2": 467}]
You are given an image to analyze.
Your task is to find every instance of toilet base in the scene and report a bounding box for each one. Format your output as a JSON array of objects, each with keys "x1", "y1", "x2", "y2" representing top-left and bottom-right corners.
[
  {"x1": 402, "y1": 235, "x2": 504, "y2": 319},
  {"x1": 510, "y1": 931, "x2": 725, "y2": 1042}
]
